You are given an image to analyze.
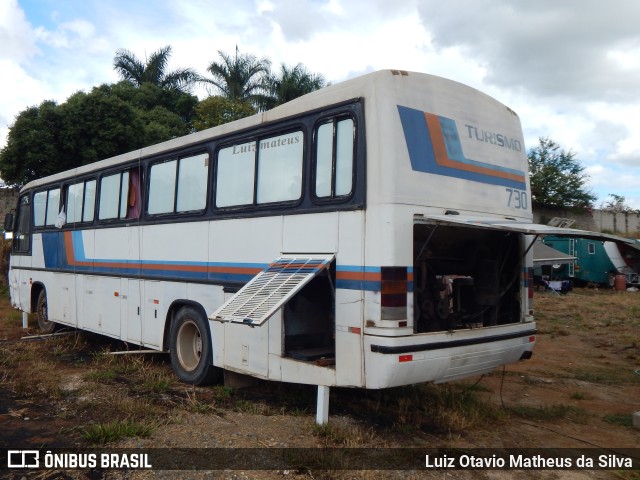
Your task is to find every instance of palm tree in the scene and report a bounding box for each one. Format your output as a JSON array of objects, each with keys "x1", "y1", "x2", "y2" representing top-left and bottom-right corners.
[
  {"x1": 266, "y1": 63, "x2": 326, "y2": 109},
  {"x1": 113, "y1": 45, "x2": 198, "y2": 93},
  {"x1": 204, "y1": 46, "x2": 271, "y2": 110}
]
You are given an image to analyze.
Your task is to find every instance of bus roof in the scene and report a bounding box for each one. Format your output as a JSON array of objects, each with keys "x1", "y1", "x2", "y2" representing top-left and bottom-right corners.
[{"x1": 21, "y1": 70, "x2": 511, "y2": 192}]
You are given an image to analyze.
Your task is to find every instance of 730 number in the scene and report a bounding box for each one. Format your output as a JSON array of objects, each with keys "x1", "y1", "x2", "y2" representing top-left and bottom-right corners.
[{"x1": 506, "y1": 188, "x2": 527, "y2": 209}]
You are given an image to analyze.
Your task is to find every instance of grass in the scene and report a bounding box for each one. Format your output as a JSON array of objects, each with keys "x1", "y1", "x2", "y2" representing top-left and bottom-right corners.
[
  {"x1": 141, "y1": 371, "x2": 173, "y2": 394},
  {"x1": 86, "y1": 368, "x2": 118, "y2": 382},
  {"x1": 0, "y1": 287, "x2": 639, "y2": 452},
  {"x1": 569, "y1": 391, "x2": 590, "y2": 400},
  {"x1": 312, "y1": 420, "x2": 379, "y2": 447},
  {"x1": 80, "y1": 419, "x2": 154, "y2": 445},
  {"x1": 603, "y1": 413, "x2": 633, "y2": 428},
  {"x1": 509, "y1": 404, "x2": 590, "y2": 423},
  {"x1": 330, "y1": 381, "x2": 507, "y2": 437},
  {"x1": 567, "y1": 367, "x2": 640, "y2": 385}
]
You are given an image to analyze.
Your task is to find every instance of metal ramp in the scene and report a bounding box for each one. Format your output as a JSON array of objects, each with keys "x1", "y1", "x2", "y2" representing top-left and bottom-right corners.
[{"x1": 210, "y1": 254, "x2": 335, "y2": 326}]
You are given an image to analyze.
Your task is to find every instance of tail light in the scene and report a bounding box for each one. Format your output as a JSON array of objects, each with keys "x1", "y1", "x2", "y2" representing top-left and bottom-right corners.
[{"x1": 381, "y1": 266, "x2": 407, "y2": 320}]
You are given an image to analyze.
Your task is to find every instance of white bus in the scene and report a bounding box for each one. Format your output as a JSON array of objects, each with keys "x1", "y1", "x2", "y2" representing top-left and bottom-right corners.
[{"x1": 7, "y1": 70, "x2": 620, "y2": 422}]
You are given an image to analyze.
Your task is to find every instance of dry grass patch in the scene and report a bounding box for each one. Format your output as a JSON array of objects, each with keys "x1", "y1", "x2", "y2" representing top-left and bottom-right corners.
[{"x1": 1, "y1": 286, "x2": 639, "y2": 456}]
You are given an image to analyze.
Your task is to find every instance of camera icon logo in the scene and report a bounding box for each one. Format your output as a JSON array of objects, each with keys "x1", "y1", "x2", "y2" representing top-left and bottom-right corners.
[{"x1": 7, "y1": 450, "x2": 40, "y2": 468}]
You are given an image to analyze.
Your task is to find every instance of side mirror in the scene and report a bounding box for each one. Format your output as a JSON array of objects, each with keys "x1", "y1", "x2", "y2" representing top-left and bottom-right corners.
[{"x1": 4, "y1": 212, "x2": 14, "y2": 232}]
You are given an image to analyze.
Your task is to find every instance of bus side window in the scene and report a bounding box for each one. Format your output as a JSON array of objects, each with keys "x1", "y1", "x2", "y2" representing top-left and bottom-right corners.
[
  {"x1": 66, "y1": 182, "x2": 84, "y2": 223},
  {"x1": 314, "y1": 117, "x2": 355, "y2": 199},
  {"x1": 84, "y1": 180, "x2": 97, "y2": 222},
  {"x1": 66, "y1": 179, "x2": 97, "y2": 224},
  {"x1": 176, "y1": 153, "x2": 208, "y2": 212},
  {"x1": 99, "y1": 171, "x2": 130, "y2": 221},
  {"x1": 148, "y1": 153, "x2": 208, "y2": 215},
  {"x1": 13, "y1": 194, "x2": 31, "y2": 253},
  {"x1": 215, "y1": 131, "x2": 303, "y2": 208},
  {"x1": 216, "y1": 142, "x2": 256, "y2": 207},
  {"x1": 256, "y1": 131, "x2": 303, "y2": 204},
  {"x1": 33, "y1": 191, "x2": 47, "y2": 227},
  {"x1": 127, "y1": 168, "x2": 142, "y2": 219},
  {"x1": 33, "y1": 188, "x2": 61, "y2": 227}
]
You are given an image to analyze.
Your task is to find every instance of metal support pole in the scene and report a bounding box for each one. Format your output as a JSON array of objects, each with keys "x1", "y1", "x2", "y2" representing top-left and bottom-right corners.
[
  {"x1": 316, "y1": 385, "x2": 330, "y2": 425},
  {"x1": 22, "y1": 311, "x2": 28, "y2": 329}
]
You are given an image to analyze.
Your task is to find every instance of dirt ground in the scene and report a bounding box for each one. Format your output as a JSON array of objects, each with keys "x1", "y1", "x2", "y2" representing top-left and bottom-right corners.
[{"x1": 0, "y1": 288, "x2": 639, "y2": 480}]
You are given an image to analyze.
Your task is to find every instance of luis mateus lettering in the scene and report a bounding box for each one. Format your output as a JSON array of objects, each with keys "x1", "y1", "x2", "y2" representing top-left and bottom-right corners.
[{"x1": 231, "y1": 134, "x2": 301, "y2": 154}]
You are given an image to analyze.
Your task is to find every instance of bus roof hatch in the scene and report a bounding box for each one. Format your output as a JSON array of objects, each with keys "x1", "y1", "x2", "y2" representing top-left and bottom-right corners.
[{"x1": 209, "y1": 254, "x2": 335, "y2": 326}]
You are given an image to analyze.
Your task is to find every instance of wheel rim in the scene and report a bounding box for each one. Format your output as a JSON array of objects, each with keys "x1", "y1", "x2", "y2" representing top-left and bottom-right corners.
[{"x1": 176, "y1": 319, "x2": 202, "y2": 372}]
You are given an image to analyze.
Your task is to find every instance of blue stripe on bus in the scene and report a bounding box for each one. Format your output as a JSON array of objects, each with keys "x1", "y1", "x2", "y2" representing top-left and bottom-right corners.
[
  {"x1": 397, "y1": 105, "x2": 527, "y2": 190},
  {"x1": 40, "y1": 232, "x2": 414, "y2": 292},
  {"x1": 336, "y1": 279, "x2": 380, "y2": 291}
]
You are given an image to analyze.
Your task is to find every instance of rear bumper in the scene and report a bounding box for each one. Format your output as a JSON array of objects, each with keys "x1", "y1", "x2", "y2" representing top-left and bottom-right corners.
[{"x1": 363, "y1": 323, "x2": 536, "y2": 388}]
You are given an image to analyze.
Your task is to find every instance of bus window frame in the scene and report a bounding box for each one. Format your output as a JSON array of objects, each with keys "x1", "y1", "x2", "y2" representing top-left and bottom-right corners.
[
  {"x1": 32, "y1": 186, "x2": 62, "y2": 230},
  {"x1": 146, "y1": 150, "x2": 211, "y2": 218},
  {"x1": 95, "y1": 163, "x2": 146, "y2": 225},
  {"x1": 11, "y1": 193, "x2": 32, "y2": 254},
  {"x1": 63, "y1": 177, "x2": 97, "y2": 227},
  {"x1": 311, "y1": 113, "x2": 358, "y2": 205},
  {"x1": 213, "y1": 127, "x2": 307, "y2": 212}
]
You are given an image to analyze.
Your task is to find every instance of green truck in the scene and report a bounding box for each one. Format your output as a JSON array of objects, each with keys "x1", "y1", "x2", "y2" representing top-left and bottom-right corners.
[{"x1": 541, "y1": 237, "x2": 640, "y2": 287}]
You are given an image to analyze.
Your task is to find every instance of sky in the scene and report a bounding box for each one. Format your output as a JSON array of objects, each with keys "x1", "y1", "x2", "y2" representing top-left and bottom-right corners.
[{"x1": 1, "y1": 0, "x2": 639, "y2": 208}]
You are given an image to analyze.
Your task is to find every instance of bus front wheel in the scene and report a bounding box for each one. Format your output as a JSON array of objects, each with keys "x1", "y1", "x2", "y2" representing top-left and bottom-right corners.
[
  {"x1": 169, "y1": 306, "x2": 221, "y2": 385},
  {"x1": 36, "y1": 289, "x2": 56, "y2": 334}
]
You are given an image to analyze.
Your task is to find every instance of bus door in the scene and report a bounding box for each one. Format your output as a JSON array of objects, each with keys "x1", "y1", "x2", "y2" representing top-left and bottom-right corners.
[
  {"x1": 123, "y1": 278, "x2": 142, "y2": 344},
  {"x1": 122, "y1": 167, "x2": 143, "y2": 344},
  {"x1": 7, "y1": 193, "x2": 33, "y2": 310}
]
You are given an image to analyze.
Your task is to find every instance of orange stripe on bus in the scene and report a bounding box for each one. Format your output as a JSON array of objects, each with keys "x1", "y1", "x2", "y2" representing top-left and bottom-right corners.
[{"x1": 424, "y1": 113, "x2": 525, "y2": 183}]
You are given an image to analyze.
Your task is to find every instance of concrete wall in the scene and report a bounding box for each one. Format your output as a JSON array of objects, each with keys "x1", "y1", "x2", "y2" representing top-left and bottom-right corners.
[
  {"x1": 533, "y1": 205, "x2": 640, "y2": 236},
  {"x1": 591, "y1": 210, "x2": 640, "y2": 235},
  {"x1": 0, "y1": 188, "x2": 19, "y2": 226}
]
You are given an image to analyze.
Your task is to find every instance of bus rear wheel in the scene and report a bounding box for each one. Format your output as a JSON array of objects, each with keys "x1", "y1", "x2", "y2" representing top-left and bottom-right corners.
[
  {"x1": 169, "y1": 306, "x2": 222, "y2": 385},
  {"x1": 36, "y1": 289, "x2": 56, "y2": 334}
]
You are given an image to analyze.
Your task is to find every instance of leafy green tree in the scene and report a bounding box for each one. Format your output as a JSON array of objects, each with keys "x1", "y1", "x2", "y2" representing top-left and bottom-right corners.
[
  {"x1": 527, "y1": 137, "x2": 596, "y2": 209},
  {"x1": 57, "y1": 86, "x2": 145, "y2": 166},
  {"x1": 141, "y1": 105, "x2": 191, "y2": 145},
  {"x1": 265, "y1": 63, "x2": 326, "y2": 109},
  {"x1": 113, "y1": 45, "x2": 199, "y2": 93},
  {"x1": 0, "y1": 101, "x2": 65, "y2": 185},
  {"x1": 204, "y1": 47, "x2": 272, "y2": 109},
  {"x1": 0, "y1": 82, "x2": 196, "y2": 185},
  {"x1": 192, "y1": 96, "x2": 256, "y2": 131},
  {"x1": 110, "y1": 82, "x2": 198, "y2": 132}
]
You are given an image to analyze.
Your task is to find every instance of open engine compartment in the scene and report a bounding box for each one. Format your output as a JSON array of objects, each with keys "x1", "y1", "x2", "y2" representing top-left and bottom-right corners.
[{"x1": 413, "y1": 223, "x2": 523, "y2": 333}]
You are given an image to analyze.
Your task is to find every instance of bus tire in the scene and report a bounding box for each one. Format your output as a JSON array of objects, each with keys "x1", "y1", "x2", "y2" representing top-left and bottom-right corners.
[
  {"x1": 36, "y1": 289, "x2": 56, "y2": 334},
  {"x1": 169, "y1": 306, "x2": 221, "y2": 385}
]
